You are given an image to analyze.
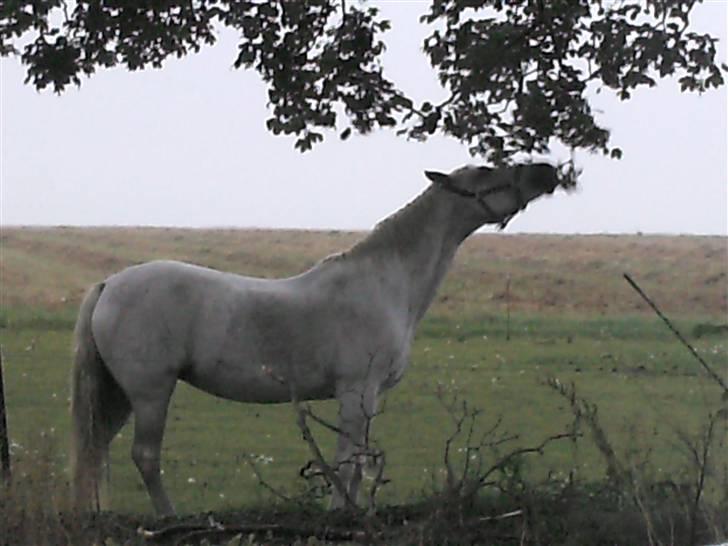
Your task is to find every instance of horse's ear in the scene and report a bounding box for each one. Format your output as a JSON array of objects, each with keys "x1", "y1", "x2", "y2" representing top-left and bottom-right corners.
[{"x1": 425, "y1": 171, "x2": 451, "y2": 185}]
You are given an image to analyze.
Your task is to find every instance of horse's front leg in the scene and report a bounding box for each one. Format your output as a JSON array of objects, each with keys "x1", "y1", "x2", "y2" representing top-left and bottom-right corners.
[{"x1": 330, "y1": 386, "x2": 378, "y2": 510}]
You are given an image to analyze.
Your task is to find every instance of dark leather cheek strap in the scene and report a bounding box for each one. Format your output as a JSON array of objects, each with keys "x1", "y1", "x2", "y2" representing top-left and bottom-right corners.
[
  {"x1": 431, "y1": 175, "x2": 526, "y2": 230},
  {"x1": 432, "y1": 177, "x2": 479, "y2": 199}
]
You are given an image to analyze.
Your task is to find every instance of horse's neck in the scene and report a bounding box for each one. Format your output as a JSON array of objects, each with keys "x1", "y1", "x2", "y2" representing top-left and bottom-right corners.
[{"x1": 344, "y1": 187, "x2": 478, "y2": 326}]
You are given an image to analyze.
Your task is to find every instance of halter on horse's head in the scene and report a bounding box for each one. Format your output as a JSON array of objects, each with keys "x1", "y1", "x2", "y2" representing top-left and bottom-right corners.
[{"x1": 425, "y1": 163, "x2": 559, "y2": 229}]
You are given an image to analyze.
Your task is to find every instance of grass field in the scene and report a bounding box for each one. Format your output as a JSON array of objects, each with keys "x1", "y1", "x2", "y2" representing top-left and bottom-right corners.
[{"x1": 0, "y1": 227, "x2": 726, "y2": 520}]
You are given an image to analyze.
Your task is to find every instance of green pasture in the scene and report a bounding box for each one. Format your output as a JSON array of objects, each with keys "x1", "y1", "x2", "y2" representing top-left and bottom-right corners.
[{"x1": 1, "y1": 310, "x2": 724, "y2": 515}]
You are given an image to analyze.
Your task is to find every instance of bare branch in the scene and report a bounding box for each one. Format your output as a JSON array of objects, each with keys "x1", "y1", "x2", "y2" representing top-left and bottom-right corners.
[
  {"x1": 244, "y1": 454, "x2": 292, "y2": 504},
  {"x1": 291, "y1": 396, "x2": 356, "y2": 509}
]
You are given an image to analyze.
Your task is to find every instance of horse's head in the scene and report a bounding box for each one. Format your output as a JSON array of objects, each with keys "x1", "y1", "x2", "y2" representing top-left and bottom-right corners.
[{"x1": 425, "y1": 162, "x2": 560, "y2": 228}]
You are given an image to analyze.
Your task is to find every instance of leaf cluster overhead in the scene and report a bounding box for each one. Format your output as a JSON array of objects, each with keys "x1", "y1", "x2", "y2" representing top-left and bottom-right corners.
[{"x1": 2, "y1": 0, "x2": 724, "y2": 165}]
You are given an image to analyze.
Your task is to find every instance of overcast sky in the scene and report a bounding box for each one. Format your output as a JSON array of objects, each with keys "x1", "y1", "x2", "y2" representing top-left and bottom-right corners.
[{"x1": 1, "y1": 1, "x2": 726, "y2": 235}]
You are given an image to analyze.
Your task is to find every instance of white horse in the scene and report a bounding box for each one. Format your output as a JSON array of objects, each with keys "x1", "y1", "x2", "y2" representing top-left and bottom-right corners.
[{"x1": 70, "y1": 163, "x2": 561, "y2": 516}]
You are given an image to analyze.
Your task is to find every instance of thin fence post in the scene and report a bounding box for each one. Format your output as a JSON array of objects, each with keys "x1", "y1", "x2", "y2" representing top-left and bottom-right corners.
[
  {"x1": 505, "y1": 275, "x2": 511, "y2": 341},
  {"x1": 0, "y1": 347, "x2": 10, "y2": 484}
]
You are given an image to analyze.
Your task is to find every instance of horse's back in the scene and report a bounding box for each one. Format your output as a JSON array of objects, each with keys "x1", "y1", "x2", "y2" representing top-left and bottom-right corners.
[
  {"x1": 96, "y1": 259, "x2": 243, "y2": 323},
  {"x1": 104, "y1": 259, "x2": 242, "y2": 290},
  {"x1": 89, "y1": 260, "x2": 337, "y2": 401},
  {"x1": 89, "y1": 258, "x2": 410, "y2": 402},
  {"x1": 90, "y1": 261, "x2": 250, "y2": 371}
]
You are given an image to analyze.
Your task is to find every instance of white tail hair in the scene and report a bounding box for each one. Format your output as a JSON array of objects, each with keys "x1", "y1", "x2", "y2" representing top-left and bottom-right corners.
[{"x1": 70, "y1": 283, "x2": 130, "y2": 512}]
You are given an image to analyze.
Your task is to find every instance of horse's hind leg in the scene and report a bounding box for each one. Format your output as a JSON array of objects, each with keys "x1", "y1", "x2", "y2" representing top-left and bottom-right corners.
[{"x1": 128, "y1": 383, "x2": 177, "y2": 517}]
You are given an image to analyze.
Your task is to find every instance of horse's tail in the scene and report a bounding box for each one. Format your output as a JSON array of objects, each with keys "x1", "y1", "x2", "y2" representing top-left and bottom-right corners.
[{"x1": 70, "y1": 282, "x2": 131, "y2": 512}]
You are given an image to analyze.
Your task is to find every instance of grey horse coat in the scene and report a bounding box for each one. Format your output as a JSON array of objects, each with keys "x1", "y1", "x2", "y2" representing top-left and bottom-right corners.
[{"x1": 70, "y1": 163, "x2": 561, "y2": 515}]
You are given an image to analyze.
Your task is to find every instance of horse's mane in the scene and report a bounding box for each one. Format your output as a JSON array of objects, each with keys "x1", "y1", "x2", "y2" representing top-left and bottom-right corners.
[{"x1": 320, "y1": 185, "x2": 436, "y2": 264}]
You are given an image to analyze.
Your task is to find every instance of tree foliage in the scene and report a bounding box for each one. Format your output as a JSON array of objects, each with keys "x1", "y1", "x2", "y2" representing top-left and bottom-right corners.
[{"x1": 2, "y1": 0, "x2": 724, "y2": 164}]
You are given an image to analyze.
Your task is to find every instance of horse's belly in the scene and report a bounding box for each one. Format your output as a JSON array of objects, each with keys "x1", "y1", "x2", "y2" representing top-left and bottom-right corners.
[{"x1": 181, "y1": 359, "x2": 336, "y2": 404}]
